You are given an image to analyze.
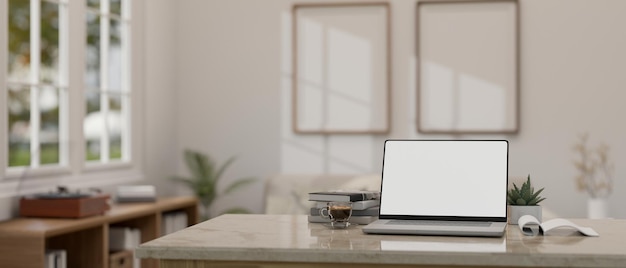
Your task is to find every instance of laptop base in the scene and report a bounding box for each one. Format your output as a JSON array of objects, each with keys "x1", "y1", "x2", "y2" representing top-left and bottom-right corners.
[{"x1": 362, "y1": 220, "x2": 507, "y2": 237}]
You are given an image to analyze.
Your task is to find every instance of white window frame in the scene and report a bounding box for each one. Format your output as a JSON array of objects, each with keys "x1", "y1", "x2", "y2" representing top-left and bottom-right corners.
[
  {"x1": 0, "y1": 0, "x2": 145, "y2": 198},
  {"x1": 4, "y1": 0, "x2": 70, "y2": 172},
  {"x1": 84, "y1": 0, "x2": 131, "y2": 166}
]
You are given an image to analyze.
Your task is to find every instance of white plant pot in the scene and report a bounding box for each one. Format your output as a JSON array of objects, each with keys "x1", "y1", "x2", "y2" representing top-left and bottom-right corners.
[
  {"x1": 508, "y1": 205, "x2": 542, "y2": 225},
  {"x1": 587, "y1": 197, "x2": 609, "y2": 219}
]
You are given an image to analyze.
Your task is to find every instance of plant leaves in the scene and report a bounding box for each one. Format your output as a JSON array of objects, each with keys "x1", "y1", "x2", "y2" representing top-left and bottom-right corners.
[
  {"x1": 197, "y1": 180, "x2": 216, "y2": 200},
  {"x1": 184, "y1": 149, "x2": 213, "y2": 181},
  {"x1": 223, "y1": 177, "x2": 256, "y2": 195},
  {"x1": 171, "y1": 150, "x2": 256, "y2": 219},
  {"x1": 522, "y1": 188, "x2": 531, "y2": 201},
  {"x1": 529, "y1": 187, "x2": 545, "y2": 201},
  {"x1": 507, "y1": 189, "x2": 520, "y2": 205},
  {"x1": 508, "y1": 174, "x2": 545, "y2": 206},
  {"x1": 214, "y1": 156, "x2": 237, "y2": 185}
]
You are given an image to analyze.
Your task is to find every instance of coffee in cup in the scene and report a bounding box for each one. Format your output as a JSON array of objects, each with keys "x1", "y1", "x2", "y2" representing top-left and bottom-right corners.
[{"x1": 319, "y1": 201, "x2": 353, "y2": 228}]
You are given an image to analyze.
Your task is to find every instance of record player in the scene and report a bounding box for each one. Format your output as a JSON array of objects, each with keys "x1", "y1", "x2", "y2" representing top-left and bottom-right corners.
[{"x1": 20, "y1": 186, "x2": 110, "y2": 218}]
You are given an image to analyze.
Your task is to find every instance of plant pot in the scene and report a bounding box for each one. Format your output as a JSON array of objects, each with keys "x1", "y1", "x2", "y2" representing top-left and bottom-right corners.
[
  {"x1": 587, "y1": 197, "x2": 609, "y2": 219},
  {"x1": 508, "y1": 205, "x2": 542, "y2": 225}
]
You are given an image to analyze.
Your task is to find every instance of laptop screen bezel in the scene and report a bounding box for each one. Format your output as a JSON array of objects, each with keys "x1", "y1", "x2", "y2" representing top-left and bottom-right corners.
[{"x1": 377, "y1": 139, "x2": 509, "y2": 222}]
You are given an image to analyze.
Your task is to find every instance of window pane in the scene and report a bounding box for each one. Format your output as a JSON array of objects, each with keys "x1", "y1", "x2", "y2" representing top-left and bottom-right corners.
[
  {"x1": 40, "y1": 1, "x2": 60, "y2": 85},
  {"x1": 109, "y1": 18, "x2": 122, "y2": 91},
  {"x1": 8, "y1": 85, "x2": 31, "y2": 167},
  {"x1": 110, "y1": 0, "x2": 121, "y2": 15},
  {"x1": 8, "y1": 0, "x2": 31, "y2": 83},
  {"x1": 109, "y1": 94, "x2": 123, "y2": 160},
  {"x1": 84, "y1": 92, "x2": 101, "y2": 161},
  {"x1": 86, "y1": 91, "x2": 100, "y2": 114},
  {"x1": 87, "y1": 0, "x2": 99, "y2": 9},
  {"x1": 86, "y1": 12, "x2": 100, "y2": 88},
  {"x1": 39, "y1": 86, "x2": 60, "y2": 165}
]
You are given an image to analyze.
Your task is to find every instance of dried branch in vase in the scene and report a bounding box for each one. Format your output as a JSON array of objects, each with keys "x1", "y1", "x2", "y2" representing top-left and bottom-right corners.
[{"x1": 572, "y1": 133, "x2": 614, "y2": 198}]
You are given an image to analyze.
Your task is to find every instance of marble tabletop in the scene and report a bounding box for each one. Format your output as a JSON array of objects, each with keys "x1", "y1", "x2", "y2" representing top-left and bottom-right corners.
[{"x1": 135, "y1": 214, "x2": 626, "y2": 267}]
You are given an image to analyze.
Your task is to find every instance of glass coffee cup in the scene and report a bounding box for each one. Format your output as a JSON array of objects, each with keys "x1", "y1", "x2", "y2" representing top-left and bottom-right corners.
[{"x1": 319, "y1": 201, "x2": 353, "y2": 228}]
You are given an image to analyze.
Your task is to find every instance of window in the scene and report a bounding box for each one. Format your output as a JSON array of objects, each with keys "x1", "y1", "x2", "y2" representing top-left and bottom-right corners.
[
  {"x1": 6, "y1": 0, "x2": 68, "y2": 168},
  {"x1": 1, "y1": 0, "x2": 143, "y2": 194},
  {"x1": 84, "y1": 0, "x2": 130, "y2": 163}
]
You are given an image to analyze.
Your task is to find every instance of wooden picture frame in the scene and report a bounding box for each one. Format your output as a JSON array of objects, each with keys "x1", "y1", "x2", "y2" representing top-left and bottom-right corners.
[
  {"x1": 292, "y1": 3, "x2": 391, "y2": 134},
  {"x1": 416, "y1": 0, "x2": 519, "y2": 134}
]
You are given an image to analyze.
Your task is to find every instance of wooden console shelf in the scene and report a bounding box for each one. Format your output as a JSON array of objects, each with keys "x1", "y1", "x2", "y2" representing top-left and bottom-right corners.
[{"x1": 0, "y1": 196, "x2": 198, "y2": 268}]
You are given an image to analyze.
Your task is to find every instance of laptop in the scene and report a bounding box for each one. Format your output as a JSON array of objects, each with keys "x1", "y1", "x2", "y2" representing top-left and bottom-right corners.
[{"x1": 362, "y1": 140, "x2": 508, "y2": 237}]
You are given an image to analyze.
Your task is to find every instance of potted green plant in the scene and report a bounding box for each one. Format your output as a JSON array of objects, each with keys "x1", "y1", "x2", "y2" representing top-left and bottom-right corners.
[
  {"x1": 171, "y1": 149, "x2": 256, "y2": 220},
  {"x1": 507, "y1": 175, "x2": 546, "y2": 224}
]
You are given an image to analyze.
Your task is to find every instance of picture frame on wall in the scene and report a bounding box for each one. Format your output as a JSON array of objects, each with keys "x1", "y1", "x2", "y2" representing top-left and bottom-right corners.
[
  {"x1": 292, "y1": 2, "x2": 391, "y2": 134},
  {"x1": 416, "y1": 0, "x2": 520, "y2": 134}
]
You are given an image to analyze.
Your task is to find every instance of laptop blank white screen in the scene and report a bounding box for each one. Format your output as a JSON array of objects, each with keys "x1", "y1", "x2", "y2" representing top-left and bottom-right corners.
[{"x1": 380, "y1": 140, "x2": 508, "y2": 218}]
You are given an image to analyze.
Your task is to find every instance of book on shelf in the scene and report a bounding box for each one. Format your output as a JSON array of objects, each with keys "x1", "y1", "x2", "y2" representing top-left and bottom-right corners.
[
  {"x1": 45, "y1": 249, "x2": 66, "y2": 268},
  {"x1": 307, "y1": 215, "x2": 377, "y2": 225},
  {"x1": 310, "y1": 206, "x2": 379, "y2": 217},
  {"x1": 313, "y1": 199, "x2": 380, "y2": 210},
  {"x1": 308, "y1": 190, "x2": 380, "y2": 202},
  {"x1": 116, "y1": 185, "x2": 156, "y2": 203},
  {"x1": 518, "y1": 215, "x2": 599, "y2": 237},
  {"x1": 161, "y1": 211, "x2": 188, "y2": 235},
  {"x1": 109, "y1": 227, "x2": 141, "y2": 251}
]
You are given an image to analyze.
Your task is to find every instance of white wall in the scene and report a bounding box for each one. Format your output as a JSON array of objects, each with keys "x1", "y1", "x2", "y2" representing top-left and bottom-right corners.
[
  {"x1": 510, "y1": 0, "x2": 626, "y2": 218},
  {"x1": 143, "y1": 1, "x2": 179, "y2": 196},
  {"x1": 0, "y1": 0, "x2": 623, "y2": 221},
  {"x1": 1, "y1": 0, "x2": 624, "y2": 221},
  {"x1": 170, "y1": 0, "x2": 626, "y2": 219},
  {"x1": 171, "y1": 0, "x2": 282, "y2": 216}
]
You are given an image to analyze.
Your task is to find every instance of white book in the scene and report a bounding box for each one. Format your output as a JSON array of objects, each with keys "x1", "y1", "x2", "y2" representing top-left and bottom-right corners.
[
  {"x1": 314, "y1": 199, "x2": 380, "y2": 210},
  {"x1": 117, "y1": 185, "x2": 155, "y2": 194},
  {"x1": 518, "y1": 215, "x2": 599, "y2": 237},
  {"x1": 109, "y1": 227, "x2": 129, "y2": 251},
  {"x1": 131, "y1": 228, "x2": 141, "y2": 247},
  {"x1": 166, "y1": 213, "x2": 174, "y2": 234},
  {"x1": 308, "y1": 190, "x2": 380, "y2": 202},
  {"x1": 116, "y1": 185, "x2": 156, "y2": 198},
  {"x1": 161, "y1": 214, "x2": 168, "y2": 235},
  {"x1": 45, "y1": 251, "x2": 55, "y2": 268},
  {"x1": 162, "y1": 211, "x2": 188, "y2": 235},
  {"x1": 175, "y1": 212, "x2": 188, "y2": 231},
  {"x1": 310, "y1": 206, "x2": 378, "y2": 217},
  {"x1": 131, "y1": 229, "x2": 141, "y2": 268},
  {"x1": 45, "y1": 249, "x2": 66, "y2": 268},
  {"x1": 109, "y1": 227, "x2": 141, "y2": 251}
]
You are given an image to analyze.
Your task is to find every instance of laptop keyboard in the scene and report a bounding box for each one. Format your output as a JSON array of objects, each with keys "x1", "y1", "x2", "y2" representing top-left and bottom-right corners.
[{"x1": 386, "y1": 220, "x2": 492, "y2": 227}]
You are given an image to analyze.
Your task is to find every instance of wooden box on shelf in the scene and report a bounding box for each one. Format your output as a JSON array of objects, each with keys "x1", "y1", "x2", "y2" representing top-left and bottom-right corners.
[{"x1": 20, "y1": 194, "x2": 111, "y2": 218}]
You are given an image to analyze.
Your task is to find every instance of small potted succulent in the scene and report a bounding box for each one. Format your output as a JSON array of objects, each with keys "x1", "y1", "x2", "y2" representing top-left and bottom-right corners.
[{"x1": 507, "y1": 175, "x2": 546, "y2": 224}]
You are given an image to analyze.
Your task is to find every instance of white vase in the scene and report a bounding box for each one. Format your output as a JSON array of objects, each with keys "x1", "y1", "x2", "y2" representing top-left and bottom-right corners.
[
  {"x1": 508, "y1": 205, "x2": 542, "y2": 225},
  {"x1": 587, "y1": 197, "x2": 609, "y2": 219}
]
